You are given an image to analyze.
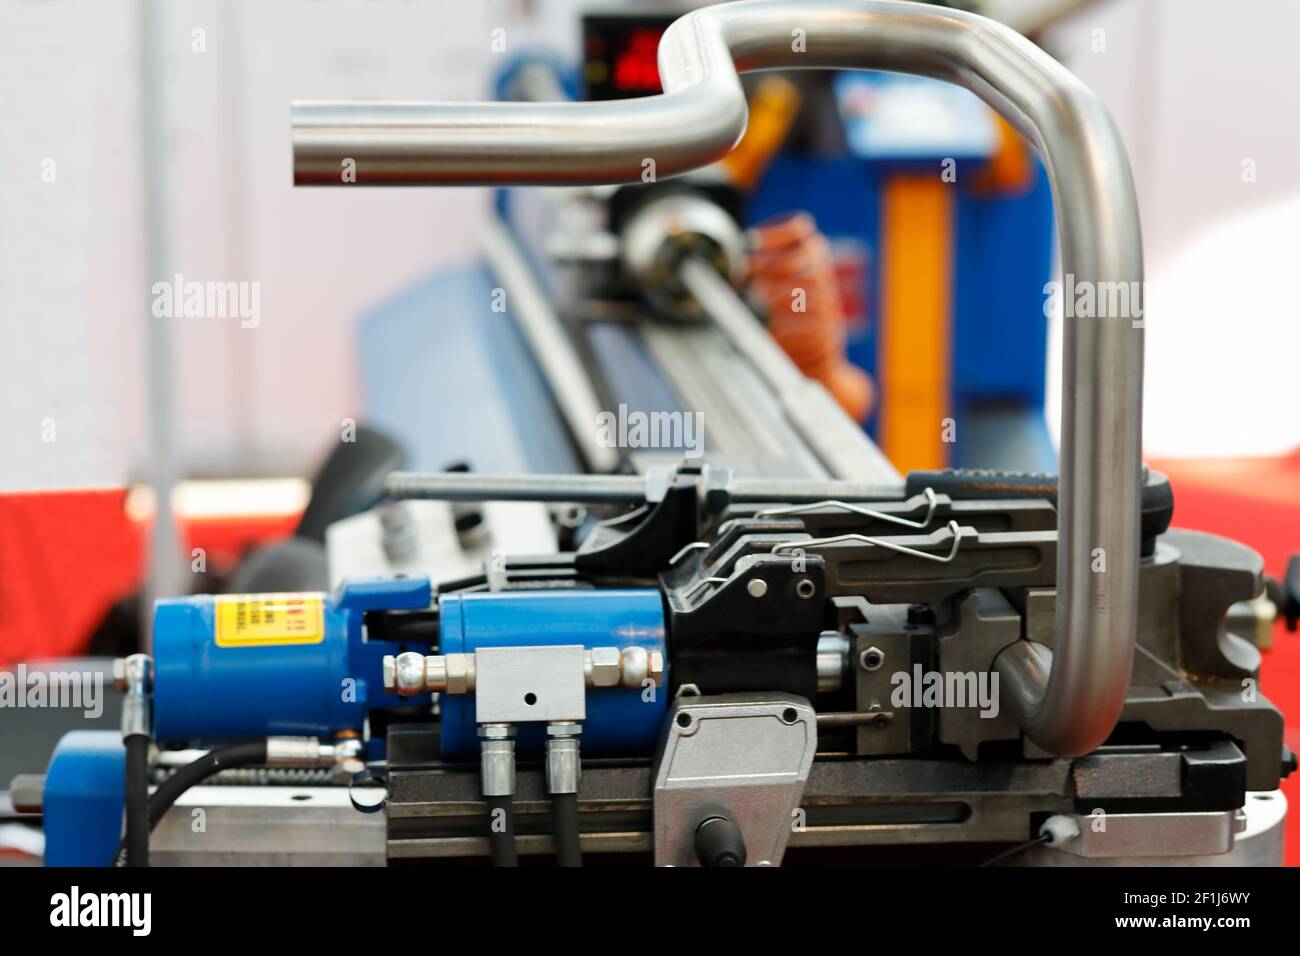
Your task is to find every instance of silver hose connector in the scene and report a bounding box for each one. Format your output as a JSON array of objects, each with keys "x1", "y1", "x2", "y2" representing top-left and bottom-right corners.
[
  {"x1": 545, "y1": 722, "x2": 582, "y2": 795},
  {"x1": 115, "y1": 654, "x2": 153, "y2": 739},
  {"x1": 479, "y1": 723, "x2": 517, "y2": 798}
]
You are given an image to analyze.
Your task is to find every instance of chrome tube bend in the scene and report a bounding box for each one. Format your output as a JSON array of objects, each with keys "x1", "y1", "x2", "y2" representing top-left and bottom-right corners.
[{"x1": 291, "y1": 0, "x2": 1144, "y2": 756}]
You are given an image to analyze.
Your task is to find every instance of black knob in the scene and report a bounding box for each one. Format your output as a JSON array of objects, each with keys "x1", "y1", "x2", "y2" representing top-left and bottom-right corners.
[{"x1": 695, "y1": 816, "x2": 746, "y2": 867}]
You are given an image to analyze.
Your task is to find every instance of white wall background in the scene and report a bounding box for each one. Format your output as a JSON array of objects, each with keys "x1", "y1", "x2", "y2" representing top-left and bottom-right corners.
[
  {"x1": 1039, "y1": 0, "x2": 1300, "y2": 457},
  {"x1": 2, "y1": 0, "x2": 1298, "y2": 492},
  {"x1": 1, "y1": 0, "x2": 591, "y2": 489}
]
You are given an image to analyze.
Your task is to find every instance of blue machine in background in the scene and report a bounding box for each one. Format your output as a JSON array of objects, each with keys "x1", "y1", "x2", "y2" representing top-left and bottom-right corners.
[
  {"x1": 357, "y1": 39, "x2": 1059, "y2": 483},
  {"x1": 749, "y1": 72, "x2": 1057, "y2": 470}
]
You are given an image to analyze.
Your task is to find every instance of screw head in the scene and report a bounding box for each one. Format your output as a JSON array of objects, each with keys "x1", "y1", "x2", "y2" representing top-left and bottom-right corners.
[{"x1": 747, "y1": 578, "x2": 768, "y2": 598}]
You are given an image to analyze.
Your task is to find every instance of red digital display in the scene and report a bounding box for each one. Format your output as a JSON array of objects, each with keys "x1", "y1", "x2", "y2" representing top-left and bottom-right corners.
[
  {"x1": 583, "y1": 15, "x2": 675, "y2": 100},
  {"x1": 612, "y1": 27, "x2": 664, "y2": 93}
]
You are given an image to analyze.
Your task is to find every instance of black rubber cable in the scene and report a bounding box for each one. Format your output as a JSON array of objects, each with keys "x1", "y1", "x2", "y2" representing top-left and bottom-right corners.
[
  {"x1": 978, "y1": 832, "x2": 1051, "y2": 867},
  {"x1": 123, "y1": 734, "x2": 151, "y2": 867},
  {"x1": 485, "y1": 794, "x2": 519, "y2": 867},
  {"x1": 113, "y1": 741, "x2": 269, "y2": 867},
  {"x1": 551, "y1": 792, "x2": 583, "y2": 867}
]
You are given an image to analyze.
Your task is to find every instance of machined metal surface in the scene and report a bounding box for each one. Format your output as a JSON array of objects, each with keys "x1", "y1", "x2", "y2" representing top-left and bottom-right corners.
[
  {"x1": 150, "y1": 785, "x2": 386, "y2": 866},
  {"x1": 1019, "y1": 791, "x2": 1287, "y2": 867},
  {"x1": 138, "y1": 764, "x2": 1278, "y2": 866},
  {"x1": 383, "y1": 741, "x2": 1255, "y2": 860},
  {"x1": 295, "y1": 0, "x2": 1146, "y2": 758},
  {"x1": 474, "y1": 645, "x2": 587, "y2": 725},
  {"x1": 652, "y1": 693, "x2": 816, "y2": 866},
  {"x1": 385, "y1": 468, "x2": 904, "y2": 507},
  {"x1": 1044, "y1": 808, "x2": 1240, "y2": 859}
]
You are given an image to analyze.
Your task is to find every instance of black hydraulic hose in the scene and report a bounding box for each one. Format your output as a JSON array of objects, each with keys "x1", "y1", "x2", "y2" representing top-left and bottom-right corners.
[
  {"x1": 113, "y1": 741, "x2": 269, "y2": 867},
  {"x1": 551, "y1": 792, "x2": 582, "y2": 867},
  {"x1": 485, "y1": 794, "x2": 519, "y2": 867},
  {"x1": 123, "y1": 735, "x2": 151, "y2": 867}
]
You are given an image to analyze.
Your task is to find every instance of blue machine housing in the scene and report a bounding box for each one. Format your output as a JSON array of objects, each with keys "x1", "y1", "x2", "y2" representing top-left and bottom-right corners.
[
  {"x1": 438, "y1": 589, "x2": 668, "y2": 758},
  {"x1": 152, "y1": 577, "x2": 434, "y2": 744},
  {"x1": 43, "y1": 730, "x2": 125, "y2": 867}
]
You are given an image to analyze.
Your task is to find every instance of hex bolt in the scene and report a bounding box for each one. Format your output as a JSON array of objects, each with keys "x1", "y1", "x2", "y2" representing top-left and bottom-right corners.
[
  {"x1": 646, "y1": 650, "x2": 666, "y2": 689},
  {"x1": 587, "y1": 647, "x2": 622, "y2": 687}
]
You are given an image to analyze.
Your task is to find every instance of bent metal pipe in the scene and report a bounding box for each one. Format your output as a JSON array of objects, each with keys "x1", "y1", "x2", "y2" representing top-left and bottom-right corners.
[{"x1": 291, "y1": 0, "x2": 1145, "y2": 757}]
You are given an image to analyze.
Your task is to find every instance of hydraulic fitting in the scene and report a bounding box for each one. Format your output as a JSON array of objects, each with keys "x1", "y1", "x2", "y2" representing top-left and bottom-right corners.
[
  {"x1": 387, "y1": 651, "x2": 476, "y2": 695},
  {"x1": 115, "y1": 654, "x2": 153, "y2": 739},
  {"x1": 545, "y1": 721, "x2": 582, "y2": 795},
  {"x1": 478, "y1": 723, "x2": 517, "y2": 797},
  {"x1": 386, "y1": 646, "x2": 662, "y2": 697},
  {"x1": 263, "y1": 736, "x2": 366, "y2": 783}
]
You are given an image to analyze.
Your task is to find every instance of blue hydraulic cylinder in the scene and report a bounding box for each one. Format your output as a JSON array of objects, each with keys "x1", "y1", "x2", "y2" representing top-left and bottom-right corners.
[
  {"x1": 438, "y1": 589, "x2": 668, "y2": 758},
  {"x1": 152, "y1": 577, "x2": 434, "y2": 744}
]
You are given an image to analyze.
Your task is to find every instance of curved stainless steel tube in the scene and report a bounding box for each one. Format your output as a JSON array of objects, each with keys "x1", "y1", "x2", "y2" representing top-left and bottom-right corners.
[{"x1": 294, "y1": 0, "x2": 1144, "y2": 756}]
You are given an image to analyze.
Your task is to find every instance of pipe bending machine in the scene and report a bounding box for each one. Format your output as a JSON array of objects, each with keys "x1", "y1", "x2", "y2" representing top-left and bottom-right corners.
[{"x1": 26, "y1": 0, "x2": 1293, "y2": 866}]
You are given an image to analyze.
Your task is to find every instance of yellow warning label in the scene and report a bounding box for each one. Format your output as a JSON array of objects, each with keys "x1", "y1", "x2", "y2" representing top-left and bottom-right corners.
[{"x1": 214, "y1": 592, "x2": 325, "y2": 648}]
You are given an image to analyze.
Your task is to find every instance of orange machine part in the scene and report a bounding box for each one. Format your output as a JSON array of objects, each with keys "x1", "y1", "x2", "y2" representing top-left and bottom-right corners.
[
  {"x1": 748, "y1": 212, "x2": 875, "y2": 423},
  {"x1": 720, "y1": 76, "x2": 802, "y2": 191},
  {"x1": 971, "y1": 115, "x2": 1036, "y2": 197},
  {"x1": 878, "y1": 174, "x2": 953, "y2": 471}
]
